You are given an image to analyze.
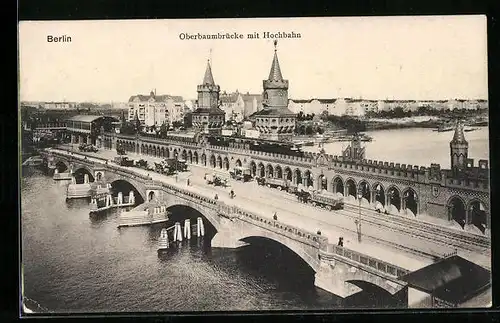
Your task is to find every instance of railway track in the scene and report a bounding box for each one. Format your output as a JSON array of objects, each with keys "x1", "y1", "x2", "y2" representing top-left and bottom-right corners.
[{"x1": 341, "y1": 203, "x2": 490, "y2": 254}]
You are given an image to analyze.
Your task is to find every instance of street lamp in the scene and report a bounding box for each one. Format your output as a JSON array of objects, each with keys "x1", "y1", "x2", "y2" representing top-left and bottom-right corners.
[
  {"x1": 174, "y1": 152, "x2": 178, "y2": 182},
  {"x1": 356, "y1": 187, "x2": 363, "y2": 243}
]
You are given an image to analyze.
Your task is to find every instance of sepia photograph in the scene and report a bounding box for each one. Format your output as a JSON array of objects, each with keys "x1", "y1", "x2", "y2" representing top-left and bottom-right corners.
[{"x1": 19, "y1": 16, "x2": 490, "y2": 313}]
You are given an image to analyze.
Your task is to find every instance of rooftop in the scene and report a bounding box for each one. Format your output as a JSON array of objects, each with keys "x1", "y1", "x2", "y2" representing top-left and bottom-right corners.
[
  {"x1": 66, "y1": 115, "x2": 118, "y2": 123},
  {"x1": 192, "y1": 107, "x2": 226, "y2": 115},
  {"x1": 400, "y1": 255, "x2": 491, "y2": 305},
  {"x1": 251, "y1": 108, "x2": 296, "y2": 117}
]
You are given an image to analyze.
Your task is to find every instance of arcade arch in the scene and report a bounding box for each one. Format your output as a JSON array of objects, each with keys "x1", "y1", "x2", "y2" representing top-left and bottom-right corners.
[
  {"x1": 345, "y1": 178, "x2": 357, "y2": 198},
  {"x1": 387, "y1": 186, "x2": 402, "y2": 211},
  {"x1": 447, "y1": 196, "x2": 466, "y2": 228},
  {"x1": 294, "y1": 169, "x2": 302, "y2": 185},
  {"x1": 303, "y1": 170, "x2": 313, "y2": 188},
  {"x1": 250, "y1": 161, "x2": 257, "y2": 177},
  {"x1": 257, "y1": 163, "x2": 265, "y2": 178},
  {"x1": 372, "y1": 183, "x2": 386, "y2": 207},
  {"x1": 275, "y1": 166, "x2": 283, "y2": 179},
  {"x1": 402, "y1": 188, "x2": 418, "y2": 216},
  {"x1": 266, "y1": 164, "x2": 274, "y2": 178},
  {"x1": 358, "y1": 180, "x2": 371, "y2": 202},
  {"x1": 468, "y1": 199, "x2": 488, "y2": 233},
  {"x1": 332, "y1": 176, "x2": 344, "y2": 196}
]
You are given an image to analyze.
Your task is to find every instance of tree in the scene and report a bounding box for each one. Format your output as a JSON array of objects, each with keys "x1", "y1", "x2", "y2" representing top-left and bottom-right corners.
[
  {"x1": 159, "y1": 122, "x2": 168, "y2": 138},
  {"x1": 133, "y1": 112, "x2": 142, "y2": 134},
  {"x1": 172, "y1": 120, "x2": 184, "y2": 128}
]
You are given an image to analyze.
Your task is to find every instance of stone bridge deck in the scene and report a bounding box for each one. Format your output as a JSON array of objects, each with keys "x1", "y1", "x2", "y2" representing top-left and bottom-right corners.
[{"x1": 43, "y1": 148, "x2": 412, "y2": 286}]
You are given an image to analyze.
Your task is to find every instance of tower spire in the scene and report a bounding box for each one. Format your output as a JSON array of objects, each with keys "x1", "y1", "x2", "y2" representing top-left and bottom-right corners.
[
  {"x1": 203, "y1": 58, "x2": 215, "y2": 85},
  {"x1": 268, "y1": 40, "x2": 283, "y2": 81},
  {"x1": 451, "y1": 119, "x2": 467, "y2": 144}
]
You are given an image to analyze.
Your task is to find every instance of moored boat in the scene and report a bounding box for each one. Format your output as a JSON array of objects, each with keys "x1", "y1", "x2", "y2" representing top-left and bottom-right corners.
[{"x1": 158, "y1": 228, "x2": 170, "y2": 251}]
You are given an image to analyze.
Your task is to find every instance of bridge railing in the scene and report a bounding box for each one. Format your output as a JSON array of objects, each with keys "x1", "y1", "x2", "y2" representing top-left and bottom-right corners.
[
  {"x1": 231, "y1": 207, "x2": 328, "y2": 247},
  {"x1": 322, "y1": 243, "x2": 410, "y2": 278},
  {"x1": 152, "y1": 178, "x2": 327, "y2": 247}
]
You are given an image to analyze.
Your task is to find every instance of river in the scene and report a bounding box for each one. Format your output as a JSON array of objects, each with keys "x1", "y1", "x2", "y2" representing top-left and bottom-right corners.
[
  {"x1": 305, "y1": 127, "x2": 489, "y2": 169},
  {"x1": 21, "y1": 127, "x2": 489, "y2": 313}
]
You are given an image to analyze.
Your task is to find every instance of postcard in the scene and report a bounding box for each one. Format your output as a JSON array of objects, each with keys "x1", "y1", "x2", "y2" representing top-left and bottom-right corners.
[{"x1": 19, "y1": 16, "x2": 490, "y2": 313}]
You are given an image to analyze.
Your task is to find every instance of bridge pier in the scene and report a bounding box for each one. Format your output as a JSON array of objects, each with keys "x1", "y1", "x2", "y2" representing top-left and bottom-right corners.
[
  {"x1": 210, "y1": 218, "x2": 251, "y2": 249},
  {"x1": 314, "y1": 262, "x2": 363, "y2": 298}
]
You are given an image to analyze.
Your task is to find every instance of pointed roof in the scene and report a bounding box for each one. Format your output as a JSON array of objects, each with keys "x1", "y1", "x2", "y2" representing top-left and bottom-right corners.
[
  {"x1": 452, "y1": 120, "x2": 468, "y2": 144},
  {"x1": 203, "y1": 60, "x2": 215, "y2": 85},
  {"x1": 268, "y1": 45, "x2": 283, "y2": 81}
]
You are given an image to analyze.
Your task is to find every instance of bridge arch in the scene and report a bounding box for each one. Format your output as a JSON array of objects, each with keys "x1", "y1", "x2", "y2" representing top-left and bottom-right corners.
[
  {"x1": 55, "y1": 160, "x2": 69, "y2": 173},
  {"x1": 386, "y1": 185, "x2": 402, "y2": 212},
  {"x1": 467, "y1": 199, "x2": 488, "y2": 233},
  {"x1": 345, "y1": 279, "x2": 397, "y2": 299},
  {"x1": 358, "y1": 180, "x2": 371, "y2": 203},
  {"x1": 372, "y1": 182, "x2": 386, "y2": 207},
  {"x1": 402, "y1": 187, "x2": 419, "y2": 216},
  {"x1": 238, "y1": 235, "x2": 319, "y2": 272},
  {"x1": 266, "y1": 164, "x2": 274, "y2": 178},
  {"x1": 332, "y1": 176, "x2": 344, "y2": 196},
  {"x1": 109, "y1": 179, "x2": 145, "y2": 204},
  {"x1": 345, "y1": 178, "x2": 357, "y2": 198},
  {"x1": 166, "y1": 203, "x2": 221, "y2": 232},
  {"x1": 447, "y1": 195, "x2": 467, "y2": 228},
  {"x1": 73, "y1": 166, "x2": 95, "y2": 184}
]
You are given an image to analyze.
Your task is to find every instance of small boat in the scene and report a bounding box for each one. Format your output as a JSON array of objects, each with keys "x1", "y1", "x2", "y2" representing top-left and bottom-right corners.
[
  {"x1": 433, "y1": 125, "x2": 454, "y2": 132},
  {"x1": 464, "y1": 127, "x2": 478, "y2": 132},
  {"x1": 22, "y1": 156, "x2": 43, "y2": 167},
  {"x1": 157, "y1": 228, "x2": 170, "y2": 251}
]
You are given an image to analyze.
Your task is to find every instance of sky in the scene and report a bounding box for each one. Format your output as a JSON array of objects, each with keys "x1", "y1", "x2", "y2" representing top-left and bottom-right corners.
[{"x1": 19, "y1": 16, "x2": 488, "y2": 103}]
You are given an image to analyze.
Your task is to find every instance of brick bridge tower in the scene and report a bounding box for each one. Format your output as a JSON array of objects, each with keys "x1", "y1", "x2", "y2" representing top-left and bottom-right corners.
[
  {"x1": 192, "y1": 56, "x2": 225, "y2": 135},
  {"x1": 342, "y1": 133, "x2": 366, "y2": 161},
  {"x1": 450, "y1": 119, "x2": 469, "y2": 173},
  {"x1": 254, "y1": 40, "x2": 296, "y2": 141}
]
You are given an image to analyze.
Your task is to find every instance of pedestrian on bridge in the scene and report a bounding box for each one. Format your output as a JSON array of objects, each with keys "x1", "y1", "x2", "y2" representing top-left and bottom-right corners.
[
  {"x1": 187, "y1": 178, "x2": 190, "y2": 186},
  {"x1": 230, "y1": 190, "x2": 235, "y2": 199},
  {"x1": 273, "y1": 212, "x2": 278, "y2": 221},
  {"x1": 214, "y1": 193, "x2": 218, "y2": 200},
  {"x1": 338, "y1": 237, "x2": 344, "y2": 247}
]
